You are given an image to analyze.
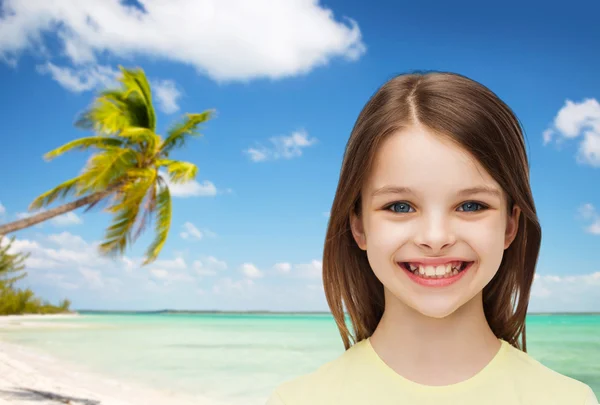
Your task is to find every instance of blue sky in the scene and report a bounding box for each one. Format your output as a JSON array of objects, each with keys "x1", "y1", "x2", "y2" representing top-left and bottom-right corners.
[{"x1": 0, "y1": 0, "x2": 599, "y2": 312}]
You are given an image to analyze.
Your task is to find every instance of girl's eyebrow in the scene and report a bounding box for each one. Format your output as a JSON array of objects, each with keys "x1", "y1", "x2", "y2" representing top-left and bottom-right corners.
[{"x1": 371, "y1": 185, "x2": 502, "y2": 199}]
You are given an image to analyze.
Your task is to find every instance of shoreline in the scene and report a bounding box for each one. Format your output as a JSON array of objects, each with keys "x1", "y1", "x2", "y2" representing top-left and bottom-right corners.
[
  {"x1": 0, "y1": 313, "x2": 83, "y2": 330},
  {"x1": 0, "y1": 316, "x2": 224, "y2": 405}
]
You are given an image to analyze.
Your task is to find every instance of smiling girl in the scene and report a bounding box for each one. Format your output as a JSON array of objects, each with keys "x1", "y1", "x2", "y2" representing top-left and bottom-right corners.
[{"x1": 266, "y1": 72, "x2": 598, "y2": 405}]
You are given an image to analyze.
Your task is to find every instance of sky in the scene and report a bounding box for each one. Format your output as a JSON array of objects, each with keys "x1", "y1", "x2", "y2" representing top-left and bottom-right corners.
[{"x1": 0, "y1": 0, "x2": 599, "y2": 312}]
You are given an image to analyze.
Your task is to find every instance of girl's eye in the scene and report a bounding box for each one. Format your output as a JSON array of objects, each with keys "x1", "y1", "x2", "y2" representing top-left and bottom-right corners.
[
  {"x1": 385, "y1": 201, "x2": 488, "y2": 214},
  {"x1": 386, "y1": 202, "x2": 414, "y2": 213},
  {"x1": 457, "y1": 201, "x2": 486, "y2": 212}
]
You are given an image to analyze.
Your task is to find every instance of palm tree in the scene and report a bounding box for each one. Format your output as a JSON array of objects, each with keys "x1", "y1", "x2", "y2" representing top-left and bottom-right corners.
[
  {"x1": 0, "y1": 66, "x2": 214, "y2": 264},
  {"x1": 0, "y1": 236, "x2": 28, "y2": 289}
]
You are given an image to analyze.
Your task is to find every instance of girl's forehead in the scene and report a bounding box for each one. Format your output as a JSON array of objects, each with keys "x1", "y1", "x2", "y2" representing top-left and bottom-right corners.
[{"x1": 365, "y1": 128, "x2": 499, "y2": 194}]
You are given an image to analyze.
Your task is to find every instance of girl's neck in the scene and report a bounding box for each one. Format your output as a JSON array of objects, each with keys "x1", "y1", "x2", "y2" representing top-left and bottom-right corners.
[{"x1": 369, "y1": 291, "x2": 502, "y2": 386}]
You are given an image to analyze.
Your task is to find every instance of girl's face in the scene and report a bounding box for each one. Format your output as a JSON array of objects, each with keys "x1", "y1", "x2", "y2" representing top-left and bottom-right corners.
[{"x1": 350, "y1": 125, "x2": 520, "y2": 319}]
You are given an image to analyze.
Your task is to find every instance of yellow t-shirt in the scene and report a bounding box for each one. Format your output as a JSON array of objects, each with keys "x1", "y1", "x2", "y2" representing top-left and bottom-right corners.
[{"x1": 266, "y1": 338, "x2": 598, "y2": 405}]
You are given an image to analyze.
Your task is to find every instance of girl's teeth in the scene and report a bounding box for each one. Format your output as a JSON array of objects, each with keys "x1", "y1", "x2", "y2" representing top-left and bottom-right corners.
[{"x1": 404, "y1": 261, "x2": 465, "y2": 279}]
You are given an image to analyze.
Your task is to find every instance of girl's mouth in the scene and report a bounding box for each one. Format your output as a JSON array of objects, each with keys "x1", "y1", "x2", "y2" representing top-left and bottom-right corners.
[
  {"x1": 399, "y1": 261, "x2": 472, "y2": 278},
  {"x1": 397, "y1": 261, "x2": 474, "y2": 287}
]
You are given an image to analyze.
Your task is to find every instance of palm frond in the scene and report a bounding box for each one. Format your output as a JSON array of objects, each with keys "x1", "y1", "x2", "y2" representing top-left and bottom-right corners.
[
  {"x1": 77, "y1": 148, "x2": 139, "y2": 194},
  {"x1": 118, "y1": 66, "x2": 156, "y2": 132},
  {"x1": 119, "y1": 127, "x2": 159, "y2": 153},
  {"x1": 160, "y1": 110, "x2": 214, "y2": 156},
  {"x1": 132, "y1": 181, "x2": 157, "y2": 242},
  {"x1": 143, "y1": 179, "x2": 171, "y2": 265},
  {"x1": 100, "y1": 171, "x2": 156, "y2": 256},
  {"x1": 44, "y1": 136, "x2": 124, "y2": 161},
  {"x1": 75, "y1": 95, "x2": 132, "y2": 135},
  {"x1": 97, "y1": 89, "x2": 153, "y2": 130},
  {"x1": 75, "y1": 68, "x2": 157, "y2": 135},
  {"x1": 157, "y1": 159, "x2": 198, "y2": 184},
  {"x1": 29, "y1": 177, "x2": 81, "y2": 210}
]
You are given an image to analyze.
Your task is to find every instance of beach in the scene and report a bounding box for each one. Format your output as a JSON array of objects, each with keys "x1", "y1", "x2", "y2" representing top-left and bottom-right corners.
[
  {"x1": 0, "y1": 312, "x2": 598, "y2": 404},
  {"x1": 0, "y1": 315, "x2": 216, "y2": 405}
]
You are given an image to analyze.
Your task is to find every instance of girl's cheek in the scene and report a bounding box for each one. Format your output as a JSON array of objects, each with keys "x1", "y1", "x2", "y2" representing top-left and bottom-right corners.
[
  {"x1": 368, "y1": 219, "x2": 412, "y2": 248},
  {"x1": 462, "y1": 221, "x2": 507, "y2": 267}
]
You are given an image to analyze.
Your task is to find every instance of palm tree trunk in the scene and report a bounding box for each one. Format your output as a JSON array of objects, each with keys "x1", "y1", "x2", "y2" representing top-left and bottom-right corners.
[{"x1": 0, "y1": 189, "x2": 114, "y2": 235}]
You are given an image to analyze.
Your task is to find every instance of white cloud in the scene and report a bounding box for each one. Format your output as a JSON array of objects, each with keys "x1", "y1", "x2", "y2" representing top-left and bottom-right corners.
[
  {"x1": 212, "y1": 277, "x2": 254, "y2": 295},
  {"x1": 272, "y1": 259, "x2": 323, "y2": 279},
  {"x1": 241, "y1": 263, "x2": 264, "y2": 278},
  {"x1": 6, "y1": 233, "x2": 97, "y2": 270},
  {"x1": 47, "y1": 231, "x2": 87, "y2": 248},
  {"x1": 274, "y1": 262, "x2": 292, "y2": 273},
  {"x1": 151, "y1": 257, "x2": 187, "y2": 270},
  {"x1": 245, "y1": 130, "x2": 317, "y2": 162},
  {"x1": 531, "y1": 271, "x2": 600, "y2": 311},
  {"x1": 180, "y1": 222, "x2": 215, "y2": 241},
  {"x1": 294, "y1": 259, "x2": 323, "y2": 279},
  {"x1": 50, "y1": 212, "x2": 83, "y2": 227},
  {"x1": 0, "y1": 0, "x2": 365, "y2": 82},
  {"x1": 5, "y1": 238, "x2": 41, "y2": 252},
  {"x1": 554, "y1": 99, "x2": 600, "y2": 137},
  {"x1": 542, "y1": 129, "x2": 553, "y2": 146},
  {"x1": 79, "y1": 267, "x2": 104, "y2": 289},
  {"x1": 180, "y1": 222, "x2": 203, "y2": 240},
  {"x1": 3, "y1": 233, "x2": 119, "y2": 289},
  {"x1": 246, "y1": 148, "x2": 268, "y2": 162},
  {"x1": 578, "y1": 203, "x2": 600, "y2": 235},
  {"x1": 0, "y1": 202, "x2": 5, "y2": 216},
  {"x1": 150, "y1": 269, "x2": 169, "y2": 279},
  {"x1": 193, "y1": 256, "x2": 227, "y2": 276},
  {"x1": 163, "y1": 175, "x2": 218, "y2": 198},
  {"x1": 544, "y1": 98, "x2": 600, "y2": 167},
  {"x1": 36, "y1": 62, "x2": 118, "y2": 92},
  {"x1": 121, "y1": 256, "x2": 138, "y2": 273},
  {"x1": 3, "y1": 233, "x2": 221, "y2": 305},
  {"x1": 148, "y1": 257, "x2": 195, "y2": 285},
  {"x1": 36, "y1": 62, "x2": 183, "y2": 117},
  {"x1": 44, "y1": 273, "x2": 80, "y2": 290},
  {"x1": 153, "y1": 79, "x2": 181, "y2": 114}
]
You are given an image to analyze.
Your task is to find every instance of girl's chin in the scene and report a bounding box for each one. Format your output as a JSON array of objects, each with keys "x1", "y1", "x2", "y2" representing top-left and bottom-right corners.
[{"x1": 385, "y1": 286, "x2": 471, "y2": 318}]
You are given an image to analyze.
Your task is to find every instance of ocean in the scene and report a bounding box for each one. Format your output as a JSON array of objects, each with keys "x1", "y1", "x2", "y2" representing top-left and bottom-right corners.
[{"x1": 1, "y1": 312, "x2": 599, "y2": 404}]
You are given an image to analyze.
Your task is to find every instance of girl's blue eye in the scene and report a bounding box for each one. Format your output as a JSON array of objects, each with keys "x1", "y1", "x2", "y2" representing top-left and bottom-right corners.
[
  {"x1": 388, "y1": 202, "x2": 414, "y2": 213},
  {"x1": 458, "y1": 202, "x2": 485, "y2": 212},
  {"x1": 385, "y1": 201, "x2": 487, "y2": 213}
]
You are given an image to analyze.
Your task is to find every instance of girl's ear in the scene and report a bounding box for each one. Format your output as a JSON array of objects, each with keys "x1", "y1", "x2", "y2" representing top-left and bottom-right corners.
[
  {"x1": 504, "y1": 205, "x2": 521, "y2": 250},
  {"x1": 350, "y1": 212, "x2": 367, "y2": 251}
]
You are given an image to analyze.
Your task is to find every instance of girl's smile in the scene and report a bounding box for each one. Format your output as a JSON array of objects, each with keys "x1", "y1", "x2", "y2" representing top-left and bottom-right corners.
[{"x1": 398, "y1": 260, "x2": 475, "y2": 288}]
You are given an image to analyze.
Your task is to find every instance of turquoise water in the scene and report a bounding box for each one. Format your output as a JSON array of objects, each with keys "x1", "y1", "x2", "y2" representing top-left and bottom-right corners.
[{"x1": 0, "y1": 313, "x2": 599, "y2": 404}]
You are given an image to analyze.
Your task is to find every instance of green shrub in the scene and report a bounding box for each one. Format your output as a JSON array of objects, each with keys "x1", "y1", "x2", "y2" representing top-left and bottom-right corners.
[{"x1": 0, "y1": 237, "x2": 72, "y2": 315}]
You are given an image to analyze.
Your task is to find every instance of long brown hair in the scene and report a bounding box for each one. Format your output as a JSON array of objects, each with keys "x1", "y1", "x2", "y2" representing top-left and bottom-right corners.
[{"x1": 323, "y1": 71, "x2": 541, "y2": 352}]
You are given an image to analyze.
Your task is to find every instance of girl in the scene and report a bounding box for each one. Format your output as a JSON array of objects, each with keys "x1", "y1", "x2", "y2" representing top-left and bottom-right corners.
[{"x1": 266, "y1": 71, "x2": 599, "y2": 405}]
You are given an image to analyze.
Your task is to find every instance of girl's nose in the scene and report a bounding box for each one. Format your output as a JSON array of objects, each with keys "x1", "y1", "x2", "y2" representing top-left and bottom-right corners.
[{"x1": 413, "y1": 213, "x2": 456, "y2": 252}]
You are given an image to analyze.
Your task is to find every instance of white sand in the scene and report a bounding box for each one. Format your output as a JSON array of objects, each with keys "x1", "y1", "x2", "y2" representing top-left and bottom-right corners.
[
  {"x1": 0, "y1": 314, "x2": 84, "y2": 330},
  {"x1": 0, "y1": 315, "x2": 224, "y2": 405}
]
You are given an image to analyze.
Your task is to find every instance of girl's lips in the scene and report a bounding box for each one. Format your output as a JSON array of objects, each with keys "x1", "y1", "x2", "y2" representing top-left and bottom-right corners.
[
  {"x1": 401, "y1": 257, "x2": 472, "y2": 266},
  {"x1": 399, "y1": 261, "x2": 474, "y2": 288}
]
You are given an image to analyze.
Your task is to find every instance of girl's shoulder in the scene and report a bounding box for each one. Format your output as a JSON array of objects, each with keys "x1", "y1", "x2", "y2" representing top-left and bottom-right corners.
[{"x1": 499, "y1": 341, "x2": 597, "y2": 403}]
